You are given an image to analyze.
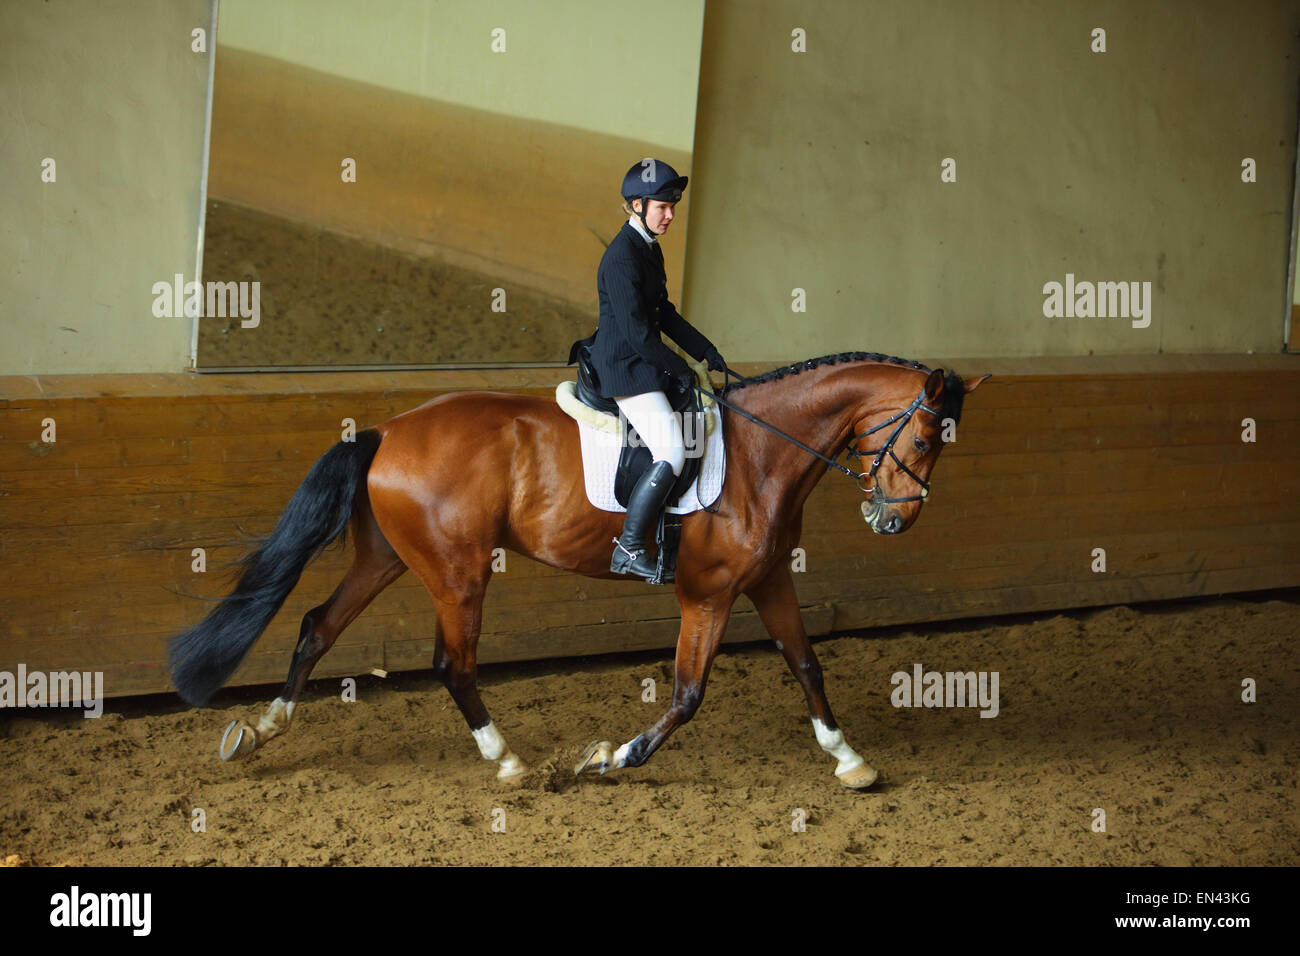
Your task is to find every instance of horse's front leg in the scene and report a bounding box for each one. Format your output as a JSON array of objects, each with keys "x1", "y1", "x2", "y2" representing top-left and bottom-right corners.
[
  {"x1": 746, "y1": 562, "x2": 878, "y2": 789},
  {"x1": 575, "y1": 596, "x2": 732, "y2": 778}
]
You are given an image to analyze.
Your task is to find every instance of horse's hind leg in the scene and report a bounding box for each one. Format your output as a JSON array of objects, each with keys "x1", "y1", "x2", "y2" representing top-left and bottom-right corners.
[
  {"x1": 220, "y1": 499, "x2": 407, "y2": 760},
  {"x1": 427, "y1": 585, "x2": 527, "y2": 782},
  {"x1": 364, "y1": 475, "x2": 526, "y2": 782},
  {"x1": 745, "y1": 563, "x2": 877, "y2": 789}
]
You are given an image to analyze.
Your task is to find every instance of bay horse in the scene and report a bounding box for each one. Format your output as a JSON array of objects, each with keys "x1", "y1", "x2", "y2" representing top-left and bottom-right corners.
[{"x1": 168, "y1": 352, "x2": 988, "y2": 789}]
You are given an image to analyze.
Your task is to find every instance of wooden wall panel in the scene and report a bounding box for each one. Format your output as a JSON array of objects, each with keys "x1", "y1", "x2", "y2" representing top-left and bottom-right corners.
[{"x1": 1, "y1": 358, "x2": 1296, "y2": 699}]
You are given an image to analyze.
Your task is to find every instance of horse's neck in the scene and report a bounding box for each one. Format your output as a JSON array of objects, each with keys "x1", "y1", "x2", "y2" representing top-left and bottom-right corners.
[{"x1": 730, "y1": 364, "x2": 890, "y2": 509}]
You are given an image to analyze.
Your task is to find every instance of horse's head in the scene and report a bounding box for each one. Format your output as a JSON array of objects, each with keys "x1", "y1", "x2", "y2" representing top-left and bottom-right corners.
[{"x1": 851, "y1": 367, "x2": 990, "y2": 535}]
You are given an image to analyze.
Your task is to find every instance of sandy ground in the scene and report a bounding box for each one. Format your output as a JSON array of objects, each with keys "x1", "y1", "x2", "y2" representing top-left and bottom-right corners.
[
  {"x1": 197, "y1": 201, "x2": 595, "y2": 368},
  {"x1": 1, "y1": 593, "x2": 1295, "y2": 866}
]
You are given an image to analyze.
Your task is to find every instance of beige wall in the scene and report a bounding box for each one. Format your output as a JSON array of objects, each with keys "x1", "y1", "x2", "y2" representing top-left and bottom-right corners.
[
  {"x1": 683, "y1": 0, "x2": 1300, "y2": 360},
  {"x1": 218, "y1": 0, "x2": 704, "y2": 153},
  {"x1": 6, "y1": 0, "x2": 1299, "y2": 377},
  {"x1": 0, "y1": 0, "x2": 212, "y2": 376}
]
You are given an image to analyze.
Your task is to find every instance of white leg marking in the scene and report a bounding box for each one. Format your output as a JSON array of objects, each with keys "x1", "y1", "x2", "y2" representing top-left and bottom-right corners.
[
  {"x1": 812, "y1": 717, "x2": 866, "y2": 777},
  {"x1": 254, "y1": 698, "x2": 296, "y2": 738},
  {"x1": 472, "y1": 722, "x2": 507, "y2": 760},
  {"x1": 472, "y1": 721, "x2": 525, "y2": 778},
  {"x1": 611, "y1": 742, "x2": 631, "y2": 770}
]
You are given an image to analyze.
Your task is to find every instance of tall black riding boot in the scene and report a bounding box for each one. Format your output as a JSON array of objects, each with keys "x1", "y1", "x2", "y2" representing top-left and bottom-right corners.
[{"x1": 610, "y1": 459, "x2": 677, "y2": 580}]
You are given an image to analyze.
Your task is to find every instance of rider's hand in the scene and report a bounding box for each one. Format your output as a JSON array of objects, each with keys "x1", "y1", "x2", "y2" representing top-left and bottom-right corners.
[{"x1": 704, "y1": 347, "x2": 727, "y2": 374}]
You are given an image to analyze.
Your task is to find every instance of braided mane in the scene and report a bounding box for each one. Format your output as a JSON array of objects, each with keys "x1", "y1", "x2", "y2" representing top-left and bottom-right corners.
[{"x1": 719, "y1": 351, "x2": 968, "y2": 425}]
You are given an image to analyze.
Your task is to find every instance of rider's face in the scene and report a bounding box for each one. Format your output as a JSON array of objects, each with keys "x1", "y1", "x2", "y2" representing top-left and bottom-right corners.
[{"x1": 636, "y1": 199, "x2": 676, "y2": 235}]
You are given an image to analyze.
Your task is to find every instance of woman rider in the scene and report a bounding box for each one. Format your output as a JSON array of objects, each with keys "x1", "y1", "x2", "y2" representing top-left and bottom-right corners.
[{"x1": 567, "y1": 159, "x2": 727, "y2": 581}]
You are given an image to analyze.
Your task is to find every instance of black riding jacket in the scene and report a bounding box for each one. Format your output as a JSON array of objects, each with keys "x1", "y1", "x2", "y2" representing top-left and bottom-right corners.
[{"x1": 567, "y1": 221, "x2": 715, "y2": 398}]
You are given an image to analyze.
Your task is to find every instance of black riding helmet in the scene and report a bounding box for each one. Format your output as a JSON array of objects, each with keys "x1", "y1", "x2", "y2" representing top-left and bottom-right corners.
[{"x1": 621, "y1": 159, "x2": 688, "y2": 237}]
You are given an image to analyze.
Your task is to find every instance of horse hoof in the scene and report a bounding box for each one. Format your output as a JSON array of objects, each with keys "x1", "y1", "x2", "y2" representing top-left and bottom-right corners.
[
  {"x1": 574, "y1": 740, "x2": 613, "y2": 776},
  {"x1": 219, "y1": 720, "x2": 258, "y2": 761},
  {"x1": 497, "y1": 757, "x2": 529, "y2": 782},
  {"x1": 838, "y1": 763, "x2": 879, "y2": 790}
]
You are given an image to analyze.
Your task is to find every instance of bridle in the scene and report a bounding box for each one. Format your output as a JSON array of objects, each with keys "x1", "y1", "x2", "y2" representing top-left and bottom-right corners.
[
  {"x1": 697, "y1": 366, "x2": 941, "y2": 508},
  {"x1": 843, "y1": 389, "x2": 940, "y2": 504}
]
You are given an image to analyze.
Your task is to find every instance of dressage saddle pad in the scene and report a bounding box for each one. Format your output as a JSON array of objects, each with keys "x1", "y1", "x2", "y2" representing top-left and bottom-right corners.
[{"x1": 555, "y1": 380, "x2": 726, "y2": 515}]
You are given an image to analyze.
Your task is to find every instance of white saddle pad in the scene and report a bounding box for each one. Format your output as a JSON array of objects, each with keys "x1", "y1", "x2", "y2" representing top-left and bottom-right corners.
[{"x1": 556, "y1": 381, "x2": 725, "y2": 515}]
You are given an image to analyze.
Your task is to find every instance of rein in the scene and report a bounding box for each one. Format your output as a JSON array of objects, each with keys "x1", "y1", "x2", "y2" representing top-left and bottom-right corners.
[{"x1": 692, "y1": 364, "x2": 940, "y2": 511}]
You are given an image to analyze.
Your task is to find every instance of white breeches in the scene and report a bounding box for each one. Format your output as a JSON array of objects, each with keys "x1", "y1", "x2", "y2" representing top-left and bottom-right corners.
[{"x1": 614, "y1": 390, "x2": 685, "y2": 476}]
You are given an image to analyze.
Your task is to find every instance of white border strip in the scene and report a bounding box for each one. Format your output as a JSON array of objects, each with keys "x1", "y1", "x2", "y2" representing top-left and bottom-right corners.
[
  {"x1": 1286, "y1": 85, "x2": 1300, "y2": 352},
  {"x1": 191, "y1": 0, "x2": 219, "y2": 371}
]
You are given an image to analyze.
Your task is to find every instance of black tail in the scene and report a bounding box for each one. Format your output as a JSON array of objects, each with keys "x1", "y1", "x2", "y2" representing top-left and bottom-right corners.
[{"x1": 167, "y1": 429, "x2": 383, "y2": 706}]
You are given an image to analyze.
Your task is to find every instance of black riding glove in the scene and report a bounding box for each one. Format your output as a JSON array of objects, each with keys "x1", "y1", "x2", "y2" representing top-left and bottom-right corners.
[{"x1": 703, "y1": 346, "x2": 727, "y2": 374}]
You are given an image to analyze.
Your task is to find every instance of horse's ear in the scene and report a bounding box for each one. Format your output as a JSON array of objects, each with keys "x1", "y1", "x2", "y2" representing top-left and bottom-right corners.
[
  {"x1": 963, "y1": 373, "x2": 992, "y2": 394},
  {"x1": 924, "y1": 368, "x2": 944, "y2": 398}
]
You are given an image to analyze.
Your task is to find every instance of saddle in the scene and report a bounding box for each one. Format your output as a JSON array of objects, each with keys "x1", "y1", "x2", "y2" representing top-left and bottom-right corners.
[
  {"x1": 573, "y1": 347, "x2": 706, "y2": 508},
  {"x1": 572, "y1": 347, "x2": 707, "y2": 584}
]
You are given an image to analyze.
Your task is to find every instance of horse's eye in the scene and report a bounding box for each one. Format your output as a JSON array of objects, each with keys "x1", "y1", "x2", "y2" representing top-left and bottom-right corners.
[{"x1": 913, "y1": 436, "x2": 929, "y2": 453}]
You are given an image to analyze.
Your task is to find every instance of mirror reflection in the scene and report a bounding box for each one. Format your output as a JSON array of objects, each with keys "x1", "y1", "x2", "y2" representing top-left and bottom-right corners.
[{"x1": 197, "y1": 0, "x2": 704, "y2": 369}]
